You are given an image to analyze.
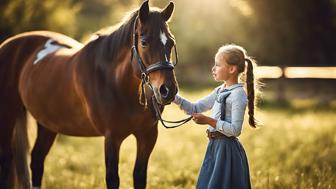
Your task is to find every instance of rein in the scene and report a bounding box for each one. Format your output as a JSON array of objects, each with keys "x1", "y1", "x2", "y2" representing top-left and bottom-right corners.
[
  {"x1": 130, "y1": 16, "x2": 192, "y2": 129},
  {"x1": 151, "y1": 96, "x2": 192, "y2": 128}
]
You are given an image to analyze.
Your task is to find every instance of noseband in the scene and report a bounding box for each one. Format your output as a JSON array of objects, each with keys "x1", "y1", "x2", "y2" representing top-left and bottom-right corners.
[
  {"x1": 130, "y1": 16, "x2": 192, "y2": 128},
  {"x1": 131, "y1": 16, "x2": 177, "y2": 78}
]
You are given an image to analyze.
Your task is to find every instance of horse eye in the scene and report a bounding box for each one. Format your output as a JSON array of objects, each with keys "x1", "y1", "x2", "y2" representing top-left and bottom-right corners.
[
  {"x1": 140, "y1": 34, "x2": 149, "y2": 48},
  {"x1": 140, "y1": 39, "x2": 149, "y2": 48}
]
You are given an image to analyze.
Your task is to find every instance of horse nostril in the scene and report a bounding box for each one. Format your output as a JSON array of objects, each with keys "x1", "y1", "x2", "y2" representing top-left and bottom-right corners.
[{"x1": 159, "y1": 84, "x2": 170, "y2": 99}]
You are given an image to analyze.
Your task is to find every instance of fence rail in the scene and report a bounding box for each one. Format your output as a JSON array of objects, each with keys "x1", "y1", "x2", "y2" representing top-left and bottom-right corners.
[
  {"x1": 256, "y1": 67, "x2": 336, "y2": 104},
  {"x1": 256, "y1": 66, "x2": 336, "y2": 79}
]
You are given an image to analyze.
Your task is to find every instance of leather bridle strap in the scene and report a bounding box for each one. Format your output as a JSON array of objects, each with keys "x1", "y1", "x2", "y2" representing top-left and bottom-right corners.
[
  {"x1": 146, "y1": 61, "x2": 174, "y2": 73},
  {"x1": 151, "y1": 96, "x2": 192, "y2": 129},
  {"x1": 131, "y1": 16, "x2": 192, "y2": 128},
  {"x1": 131, "y1": 46, "x2": 174, "y2": 75}
]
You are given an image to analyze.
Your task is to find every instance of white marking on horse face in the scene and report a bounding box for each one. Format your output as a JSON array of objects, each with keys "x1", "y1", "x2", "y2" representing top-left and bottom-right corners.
[
  {"x1": 32, "y1": 186, "x2": 41, "y2": 189},
  {"x1": 160, "y1": 30, "x2": 167, "y2": 46},
  {"x1": 160, "y1": 31, "x2": 169, "y2": 61},
  {"x1": 33, "y1": 39, "x2": 63, "y2": 64}
]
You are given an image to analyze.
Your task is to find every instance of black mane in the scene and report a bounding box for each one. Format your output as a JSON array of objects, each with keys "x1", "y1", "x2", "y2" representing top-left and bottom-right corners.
[
  {"x1": 85, "y1": 8, "x2": 171, "y2": 66},
  {"x1": 92, "y1": 10, "x2": 138, "y2": 63}
]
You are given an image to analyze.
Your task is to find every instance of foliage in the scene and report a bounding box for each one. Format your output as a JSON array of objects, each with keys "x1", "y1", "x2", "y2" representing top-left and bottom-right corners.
[
  {"x1": 246, "y1": 0, "x2": 336, "y2": 66},
  {"x1": 0, "y1": 0, "x2": 79, "y2": 41},
  {"x1": 73, "y1": 0, "x2": 137, "y2": 40}
]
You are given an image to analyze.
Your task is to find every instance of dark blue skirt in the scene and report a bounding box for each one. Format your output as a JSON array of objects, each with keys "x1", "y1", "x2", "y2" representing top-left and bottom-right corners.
[{"x1": 196, "y1": 137, "x2": 252, "y2": 189}]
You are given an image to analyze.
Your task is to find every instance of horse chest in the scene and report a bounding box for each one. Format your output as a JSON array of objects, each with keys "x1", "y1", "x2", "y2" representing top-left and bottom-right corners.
[{"x1": 89, "y1": 106, "x2": 157, "y2": 134}]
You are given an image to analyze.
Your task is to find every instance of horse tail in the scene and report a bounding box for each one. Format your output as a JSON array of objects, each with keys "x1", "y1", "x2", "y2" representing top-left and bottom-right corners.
[
  {"x1": 10, "y1": 108, "x2": 31, "y2": 189},
  {"x1": 0, "y1": 35, "x2": 31, "y2": 189}
]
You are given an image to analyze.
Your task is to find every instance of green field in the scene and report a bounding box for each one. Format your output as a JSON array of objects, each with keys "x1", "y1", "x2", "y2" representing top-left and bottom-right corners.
[{"x1": 27, "y1": 89, "x2": 336, "y2": 189}]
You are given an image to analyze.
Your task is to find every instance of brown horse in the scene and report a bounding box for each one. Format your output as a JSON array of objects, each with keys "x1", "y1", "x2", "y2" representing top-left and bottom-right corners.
[{"x1": 0, "y1": 1, "x2": 178, "y2": 188}]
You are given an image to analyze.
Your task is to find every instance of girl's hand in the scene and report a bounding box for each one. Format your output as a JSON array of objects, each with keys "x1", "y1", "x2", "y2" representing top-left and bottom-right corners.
[
  {"x1": 192, "y1": 113, "x2": 210, "y2": 125},
  {"x1": 192, "y1": 113, "x2": 217, "y2": 128}
]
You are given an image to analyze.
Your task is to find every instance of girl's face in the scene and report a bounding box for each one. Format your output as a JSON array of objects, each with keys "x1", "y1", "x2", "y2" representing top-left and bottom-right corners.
[{"x1": 212, "y1": 56, "x2": 236, "y2": 81}]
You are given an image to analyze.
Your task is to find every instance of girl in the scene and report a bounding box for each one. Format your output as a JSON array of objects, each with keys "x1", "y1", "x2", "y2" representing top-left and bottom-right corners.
[{"x1": 174, "y1": 44, "x2": 258, "y2": 189}]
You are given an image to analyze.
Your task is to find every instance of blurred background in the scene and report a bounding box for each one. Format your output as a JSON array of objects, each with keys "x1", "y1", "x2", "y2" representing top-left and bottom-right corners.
[
  {"x1": 1, "y1": 0, "x2": 335, "y2": 104},
  {"x1": 2, "y1": 0, "x2": 336, "y2": 188}
]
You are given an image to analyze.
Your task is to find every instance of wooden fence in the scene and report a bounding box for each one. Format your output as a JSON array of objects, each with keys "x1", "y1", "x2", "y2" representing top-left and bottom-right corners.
[{"x1": 257, "y1": 67, "x2": 336, "y2": 104}]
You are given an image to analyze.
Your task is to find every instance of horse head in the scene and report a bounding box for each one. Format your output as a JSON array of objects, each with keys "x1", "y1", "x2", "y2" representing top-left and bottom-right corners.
[{"x1": 131, "y1": 1, "x2": 178, "y2": 105}]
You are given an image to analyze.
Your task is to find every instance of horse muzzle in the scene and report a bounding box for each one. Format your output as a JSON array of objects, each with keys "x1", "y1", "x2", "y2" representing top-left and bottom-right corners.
[{"x1": 153, "y1": 83, "x2": 177, "y2": 105}]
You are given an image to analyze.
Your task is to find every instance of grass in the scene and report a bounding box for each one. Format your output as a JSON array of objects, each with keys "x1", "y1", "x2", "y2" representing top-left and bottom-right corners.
[{"x1": 27, "y1": 89, "x2": 336, "y2": 189}]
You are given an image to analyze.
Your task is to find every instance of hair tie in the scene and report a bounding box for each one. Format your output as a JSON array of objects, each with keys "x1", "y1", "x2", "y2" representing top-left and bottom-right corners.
[{"x1": 245, "y1": 58, "x2": 252, "y2": 65}]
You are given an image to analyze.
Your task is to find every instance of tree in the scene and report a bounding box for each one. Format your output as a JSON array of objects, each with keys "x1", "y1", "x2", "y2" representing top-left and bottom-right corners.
[
  {"x1": 247, "y1": 0, "x2": 336, "y2": 66},
  {"x1": 0, "y1": 0, "x2": 79, "y2": 43}
]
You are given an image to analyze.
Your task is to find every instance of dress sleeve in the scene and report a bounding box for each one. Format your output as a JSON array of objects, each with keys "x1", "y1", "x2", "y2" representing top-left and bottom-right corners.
[
  {"x1": 216, "y1": 90, "x2": 248, "y2": 137},
  {"x1": 173, "y1": 89, "x2": 218, "y2": 115}
]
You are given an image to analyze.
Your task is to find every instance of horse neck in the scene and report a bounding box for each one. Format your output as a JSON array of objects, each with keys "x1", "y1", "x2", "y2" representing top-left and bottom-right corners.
[{"x1": 75, "y1": 36, "x2": 141, "y2": 106}]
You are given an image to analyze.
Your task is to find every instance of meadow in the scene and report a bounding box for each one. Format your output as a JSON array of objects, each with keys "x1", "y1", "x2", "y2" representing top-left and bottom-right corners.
[{"x1": 27, "y1": 89, "x2": 336, "y2": 189}]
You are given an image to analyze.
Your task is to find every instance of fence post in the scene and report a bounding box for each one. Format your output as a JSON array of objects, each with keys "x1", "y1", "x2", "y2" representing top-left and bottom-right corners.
[{"x1": 277, "y1": 67, "x2": 286, "y2": 102}]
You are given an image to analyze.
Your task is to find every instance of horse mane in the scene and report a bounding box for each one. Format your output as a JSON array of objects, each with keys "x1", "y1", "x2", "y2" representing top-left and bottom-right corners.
[
  {"x1": 88, "y1": 10, "x2": 138, "y2": 63},
  {"x1": 84, "y1": 7, "x2": 169, "y2": 66}
]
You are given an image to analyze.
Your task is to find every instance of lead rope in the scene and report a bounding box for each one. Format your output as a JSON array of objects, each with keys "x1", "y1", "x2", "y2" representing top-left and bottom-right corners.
[
  {"x1": 151, "y1": 96, "x2": 192, "y2": 129},
  {"x1": 139, "y1": 74, "x2": 192, "y2": 128},
  {"x1": 139, "y1": 73, "x2": 150, "y2": 107}
]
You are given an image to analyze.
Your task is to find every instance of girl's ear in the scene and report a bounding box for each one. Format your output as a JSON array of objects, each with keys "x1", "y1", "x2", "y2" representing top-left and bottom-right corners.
[{"x1": 229, "y1": 65, "x2": 238, "y2": 74}]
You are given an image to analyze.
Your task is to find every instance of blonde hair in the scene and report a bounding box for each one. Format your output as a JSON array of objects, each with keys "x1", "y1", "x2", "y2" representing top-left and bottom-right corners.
[{"x1": 216, "y1": 44, "x2": 259, "y2": 128}]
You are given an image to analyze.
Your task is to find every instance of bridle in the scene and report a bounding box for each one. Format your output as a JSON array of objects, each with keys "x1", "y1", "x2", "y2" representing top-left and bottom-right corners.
[{"x1": 130, "y1": 16, "x2": 192, "y2": 128}]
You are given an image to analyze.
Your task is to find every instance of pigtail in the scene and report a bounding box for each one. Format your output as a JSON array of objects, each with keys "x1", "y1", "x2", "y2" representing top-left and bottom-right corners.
[
  {"x1": 217, "y1": 44, "x2": 260, "y2": 127},
  {"x1": 245, "y1": 57, "x2": 257, "y2": 128}
]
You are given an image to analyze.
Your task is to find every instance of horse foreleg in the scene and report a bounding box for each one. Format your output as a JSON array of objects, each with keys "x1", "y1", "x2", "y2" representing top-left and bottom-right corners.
[
  {"x1": 104, "y1": 135, "x2": 122, "y2": 189},
  {"x1": 30, "y1": 123, "x2": 57, "y2": 188},
  {"x1": 133, "y1": 126, "x2": 158, "y2": 189}
]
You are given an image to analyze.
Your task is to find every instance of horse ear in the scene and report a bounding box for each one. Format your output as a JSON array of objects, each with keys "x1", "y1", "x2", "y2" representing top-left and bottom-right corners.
[
  {"x1": 139, "y1": 0, "x2": 149, "y2": 23},
  {"x1": 161, "y1": 1, "x2": 174, "y2": 22}
]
